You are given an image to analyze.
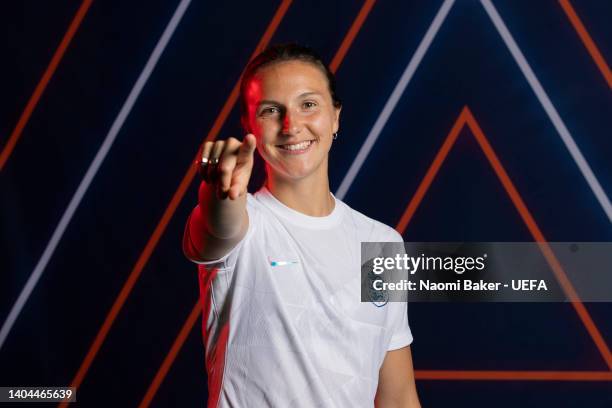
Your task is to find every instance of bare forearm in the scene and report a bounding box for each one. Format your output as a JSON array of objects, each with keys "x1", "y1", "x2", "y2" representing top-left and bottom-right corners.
[
  {"x1": 197, "y1": 181, "x2": 246, "y2": 239},
  {"x1": 375, "y1": 390, "x2": 421, "y2": 408},
  {"x1": 375, "y1": 347, "x2": 421, "y2": 408}
]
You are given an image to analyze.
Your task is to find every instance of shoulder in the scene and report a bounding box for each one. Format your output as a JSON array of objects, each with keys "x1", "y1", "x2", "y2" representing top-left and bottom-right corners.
[{"x1": 338, "y1": 200, "x2": 403, "y2": 243}]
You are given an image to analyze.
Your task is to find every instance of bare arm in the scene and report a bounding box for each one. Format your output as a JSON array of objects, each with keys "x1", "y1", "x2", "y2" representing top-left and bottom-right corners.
[
  {"x1": 374, "y1": 346, "x2": 421, "y2": 408},
  {"x1": 183, "y1": 134, "x2": 256, "y2": 262}
]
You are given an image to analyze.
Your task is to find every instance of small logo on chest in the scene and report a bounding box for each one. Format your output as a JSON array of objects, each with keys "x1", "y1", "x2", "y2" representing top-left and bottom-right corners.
[{"x1": 268, "y1": 256, "x2": 300, "y2": 267}]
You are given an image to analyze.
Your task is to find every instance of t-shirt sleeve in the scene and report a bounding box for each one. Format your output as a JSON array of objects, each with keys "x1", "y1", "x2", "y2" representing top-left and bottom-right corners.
[
  {"x1": 387, "y1": 301, "x2": 413, "y2": 350},
  {"x1": 184, "y1": 194, "x2": 257, "y2": 271},
  {"x1": 380, "y1": 225, "x2": 414, "y2": 350}
]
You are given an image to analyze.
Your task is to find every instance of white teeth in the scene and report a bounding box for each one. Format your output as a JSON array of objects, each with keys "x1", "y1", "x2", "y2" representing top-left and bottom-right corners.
[{"x1": 280, "y1": 140, "x2": 312, "y2": 151}]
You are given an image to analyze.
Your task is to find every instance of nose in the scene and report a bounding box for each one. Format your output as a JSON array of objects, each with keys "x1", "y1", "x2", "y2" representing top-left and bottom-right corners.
[{"x1": 282, "y1": 110, "x2": 302, "y2": 135}]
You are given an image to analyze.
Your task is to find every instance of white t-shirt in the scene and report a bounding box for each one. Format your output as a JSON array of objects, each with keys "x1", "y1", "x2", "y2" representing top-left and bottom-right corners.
[{"x1": 191, "y1": 187, "x2": 413, "y2": 407}]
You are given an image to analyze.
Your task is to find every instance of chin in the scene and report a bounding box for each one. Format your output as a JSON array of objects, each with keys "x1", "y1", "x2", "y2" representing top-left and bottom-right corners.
[
  {"x1": 279, "y1": 168, "x2": 315, "y2": 181},
  {"x1": 266, "y1": 154, "x2": 327, "y2": 182},
  {"x1": 266, "y1": 161, "x2": 315, "y2": 181}
]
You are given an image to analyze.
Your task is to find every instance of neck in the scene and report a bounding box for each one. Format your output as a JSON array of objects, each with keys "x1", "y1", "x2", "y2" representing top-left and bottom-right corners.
[{"x1": 265, "y1": 168, "x2": 334, "y2": 217}]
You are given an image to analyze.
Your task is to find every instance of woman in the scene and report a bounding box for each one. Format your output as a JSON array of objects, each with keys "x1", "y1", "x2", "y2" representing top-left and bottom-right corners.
[{"x1": 184, "y1": 43, "x2": 420, "y2": 407}]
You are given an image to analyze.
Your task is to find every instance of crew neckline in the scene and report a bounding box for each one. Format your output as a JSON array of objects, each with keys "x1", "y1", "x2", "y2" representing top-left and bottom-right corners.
[{"x1": 255, "y1": 186, "x2": 344, "y2": 229}]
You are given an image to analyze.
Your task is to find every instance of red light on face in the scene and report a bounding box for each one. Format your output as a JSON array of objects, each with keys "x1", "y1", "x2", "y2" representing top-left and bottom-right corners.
[{"x1": 245, "y1": 79, "x2": 263, "y2": 134}]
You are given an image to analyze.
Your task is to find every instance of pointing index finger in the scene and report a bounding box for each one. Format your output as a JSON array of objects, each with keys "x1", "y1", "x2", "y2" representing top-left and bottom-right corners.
[{"x1": 238, "y1": 133, "x2": 256, "y2": 159}]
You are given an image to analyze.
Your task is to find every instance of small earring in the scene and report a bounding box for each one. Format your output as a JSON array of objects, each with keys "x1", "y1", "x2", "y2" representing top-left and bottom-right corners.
[{"x1": 333, "y1": 132, "x2": 338, "y2": 140}]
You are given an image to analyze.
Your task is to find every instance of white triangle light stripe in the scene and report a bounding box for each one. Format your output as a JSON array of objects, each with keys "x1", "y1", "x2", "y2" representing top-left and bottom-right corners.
[
  {"x1": 0, "y1": 0, "x2": 193, "y2": 351},
  {"x1": 481, "y1": 0, "x2": 611, "y2": 222},
  {"x1": 335, "y1": 0, "x2": 456, "y2": 199},
  {"x1": 3, "y1": 0, "x2": 610, "y2": 356},
  {"x1": 336, "y1": 0, "x2": 611, "y2": 226}
]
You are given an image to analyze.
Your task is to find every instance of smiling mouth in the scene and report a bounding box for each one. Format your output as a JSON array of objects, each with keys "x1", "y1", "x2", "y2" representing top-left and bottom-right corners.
[{"x1": 277, "y1": 140, "x2": 314, "y2": 151}]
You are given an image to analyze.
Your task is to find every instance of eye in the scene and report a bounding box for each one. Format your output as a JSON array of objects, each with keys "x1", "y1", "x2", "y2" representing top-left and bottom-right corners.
[
  {"x1": 259, "y1": 106, "x2": 280, "y2": 116},
  {"x1": 302, "y1": 101, "x2": 317, "y2": 109}
]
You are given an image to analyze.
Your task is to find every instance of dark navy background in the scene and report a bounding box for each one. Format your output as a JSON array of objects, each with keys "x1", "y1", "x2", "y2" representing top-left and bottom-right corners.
[{"x1": 1, "y1": 1, "x2": 611, "y2": 407}]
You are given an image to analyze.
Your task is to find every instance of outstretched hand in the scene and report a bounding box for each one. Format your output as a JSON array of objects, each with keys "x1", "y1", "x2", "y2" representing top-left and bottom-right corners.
[{"x1": 199, "y1": 133, "x2": 257, "y2": 200}]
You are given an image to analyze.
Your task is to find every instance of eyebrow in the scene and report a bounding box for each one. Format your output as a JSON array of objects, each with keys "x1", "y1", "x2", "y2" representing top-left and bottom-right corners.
[{"x1": 258, "y1": 92, "x2": 323, "y2": 106}]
